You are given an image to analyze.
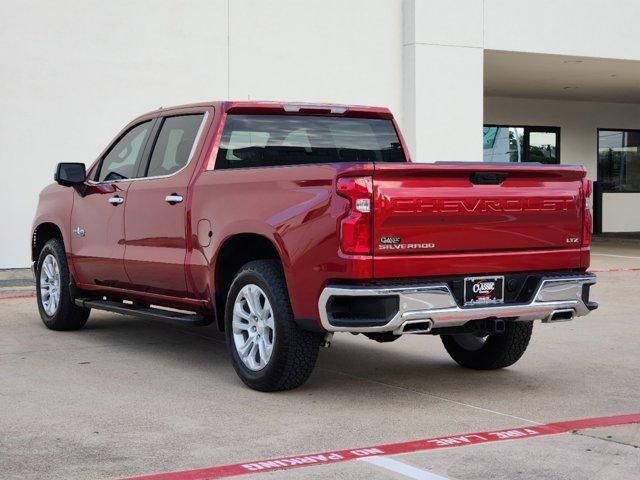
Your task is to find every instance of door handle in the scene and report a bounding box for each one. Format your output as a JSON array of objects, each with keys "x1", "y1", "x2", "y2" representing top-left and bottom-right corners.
[
  {"x1": 108, "y1": 195, "x2": 124, "y2": 206},
  {"x1": 165, "y1": 194, "x2": 183, "y2": 205}
]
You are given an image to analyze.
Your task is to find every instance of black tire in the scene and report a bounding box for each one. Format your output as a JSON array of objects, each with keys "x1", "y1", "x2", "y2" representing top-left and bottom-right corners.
[
  {"x1": 35, "y1": 238, "x2": 90, "y2": 331},
  {"x1": 224, "y1": 260, "x2": 323, "y2": 391},
  {"x1": 441, "y1": 321, "x2": 533, "y2": 370}
]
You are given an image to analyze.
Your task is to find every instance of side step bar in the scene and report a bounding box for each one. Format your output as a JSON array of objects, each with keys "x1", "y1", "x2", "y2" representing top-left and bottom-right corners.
[{"x1": 75, "y1": 298, "x2": 212, "y2": 327}]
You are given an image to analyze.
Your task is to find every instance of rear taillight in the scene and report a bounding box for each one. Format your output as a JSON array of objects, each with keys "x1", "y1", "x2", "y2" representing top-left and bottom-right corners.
[
  {"x1": 582, "y1": 178, "x2": 593, "y2": 247},
  {"x1": 337, "y1": 176, "x2": 373, "y2": 255}
]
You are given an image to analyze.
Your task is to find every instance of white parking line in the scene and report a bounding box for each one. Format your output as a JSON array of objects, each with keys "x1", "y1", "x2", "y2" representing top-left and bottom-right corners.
[
  {"x1": 360, "y1": 456, "x2": 448, "y2": 479},
  {"x1": 592, "y1": 253, "x2": 640, "y2": 259}
]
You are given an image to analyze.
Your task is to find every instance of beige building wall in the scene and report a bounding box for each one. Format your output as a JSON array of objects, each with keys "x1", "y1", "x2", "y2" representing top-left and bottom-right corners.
[
  {"x1": 0, "y1": 0, "x2": 404, "y2": 268},
  {"x1": 484, "y1": 0, "x2": 640, "y2": 60},
  {"x1": 0, "y1": 0, "x2": 229, "y2": 268},
  {"x1": 402, "y1": 0, "x2": 483, "y2": 162},
  {"x1": 602, "y1": 193, "x2": 640, "y2": 232}
]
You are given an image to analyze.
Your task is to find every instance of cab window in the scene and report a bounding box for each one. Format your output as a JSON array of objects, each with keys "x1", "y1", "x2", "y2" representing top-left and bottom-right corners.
[
  {"x1": 215, "y1": 115, "x2": 405, "y2": 169},
  {"x1": 96, "y1": 121, "x2": 152, "y2": 182},
  {"x1": 144, "y1": 114, "x2": 205, "y2": 177}
]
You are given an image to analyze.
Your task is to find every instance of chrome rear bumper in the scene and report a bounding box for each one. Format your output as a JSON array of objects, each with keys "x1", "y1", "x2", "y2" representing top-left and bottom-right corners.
[{"x1": 318, "y1": 274, "x2": 597, "y2": 334}]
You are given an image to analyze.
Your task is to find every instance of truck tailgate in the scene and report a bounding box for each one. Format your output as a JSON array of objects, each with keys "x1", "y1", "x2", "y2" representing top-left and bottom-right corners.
[{"x1": 373, "y1": 163, "x2": 586, "y2": 276}]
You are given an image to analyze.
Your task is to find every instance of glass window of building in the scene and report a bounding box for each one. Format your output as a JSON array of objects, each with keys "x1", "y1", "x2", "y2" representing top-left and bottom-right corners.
[
  {"x1": 483, "y1": 126, "x2": 559, "y2": 164},
  {"x1": 598, "y1": 130, "x2": 640, "y2": 192}
]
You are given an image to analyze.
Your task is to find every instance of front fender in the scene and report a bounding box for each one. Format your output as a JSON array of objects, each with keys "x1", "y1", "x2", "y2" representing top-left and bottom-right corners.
[{"x1": 31, "y1": 183, "x2": 74, "y2": 269}]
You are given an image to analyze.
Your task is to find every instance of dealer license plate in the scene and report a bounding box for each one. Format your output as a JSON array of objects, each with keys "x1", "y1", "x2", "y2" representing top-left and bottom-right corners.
[{"x1": 464, "y1": 276, "x2": 504, "y2": 306}]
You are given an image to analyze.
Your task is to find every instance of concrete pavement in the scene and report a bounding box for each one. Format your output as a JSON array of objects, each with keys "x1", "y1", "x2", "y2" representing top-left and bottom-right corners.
[{"x1": 0, "y1": 242, "x2": 638, "y2": 479}]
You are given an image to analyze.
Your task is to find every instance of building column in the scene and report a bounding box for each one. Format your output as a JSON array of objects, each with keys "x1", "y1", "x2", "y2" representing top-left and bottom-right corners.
[{"x1": 402, "y1": 0, "x2": 484, "y2": 162}]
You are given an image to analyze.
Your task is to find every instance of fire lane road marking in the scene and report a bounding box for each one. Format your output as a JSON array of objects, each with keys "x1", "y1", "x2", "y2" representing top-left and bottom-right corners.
[
  {"x1": 118, "y1": 412, "x2": 640, "y2": 480},
  {"x1": 360, "y1": 456, "x2": 449, "y2": 479},
  {"x1": 0, "y1": 291, "x2": 36, "y2": 300}
]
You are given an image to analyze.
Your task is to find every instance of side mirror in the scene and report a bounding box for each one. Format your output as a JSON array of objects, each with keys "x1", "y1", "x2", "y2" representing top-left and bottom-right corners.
[{"x1": 54, "y1": 163, "x2": 86, "y2": 187}]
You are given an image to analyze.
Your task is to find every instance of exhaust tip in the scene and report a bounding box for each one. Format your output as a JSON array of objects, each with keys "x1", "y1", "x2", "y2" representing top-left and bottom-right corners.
[
  {"x1": 544, "y1": 309, "x2": 575, "y2": 323},
  {"x1": 397, "y1": 319, "x2": 434, "y2": 334}
]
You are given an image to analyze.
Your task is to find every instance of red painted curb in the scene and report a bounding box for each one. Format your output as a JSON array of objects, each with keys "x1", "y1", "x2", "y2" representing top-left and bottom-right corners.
[
  {"x1": 119, "y1": 412, "x2": 640, "y2": 480},
  {"x1": 0, "y1": 291, "x2": 35, "y2": 300}
]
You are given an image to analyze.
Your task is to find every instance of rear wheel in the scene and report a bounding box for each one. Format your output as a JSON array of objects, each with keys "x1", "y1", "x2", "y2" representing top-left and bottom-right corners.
[
  {"x1": 36, "y1": 238, "x2": 90, "y2": 331},
  {"x1": 441, "y1": 321, "x2": 533, "y2": 370},
  {"x1": 225, "y1": 260, "x2": 323, "y2": 391}
]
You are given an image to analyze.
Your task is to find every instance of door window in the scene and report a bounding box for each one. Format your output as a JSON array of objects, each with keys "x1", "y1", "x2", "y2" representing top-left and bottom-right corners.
[
  {"x1": 96, "y1": 121, "x2": 152, "y2": 182},
  {"x1": 144, "y1": 114, "x2": 206, "y2": 177}
]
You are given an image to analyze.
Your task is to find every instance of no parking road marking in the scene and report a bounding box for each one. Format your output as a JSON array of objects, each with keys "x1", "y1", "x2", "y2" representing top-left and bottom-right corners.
[{"x1": 120, "y1": 412, "x2": 640, "y2": 480}]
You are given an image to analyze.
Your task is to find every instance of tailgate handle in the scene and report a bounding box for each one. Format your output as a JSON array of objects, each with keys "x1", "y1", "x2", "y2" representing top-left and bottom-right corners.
[{"x1": 470, "y1": 172, "x2": 508, "y2": 185}]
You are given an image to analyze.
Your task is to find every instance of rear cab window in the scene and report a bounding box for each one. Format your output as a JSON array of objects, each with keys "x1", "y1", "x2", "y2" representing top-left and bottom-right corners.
[
  {"x1": 144, "y1": 114, "x2": 206, "y2": 178},
  {"x1": 215, "y1": 115, "x2": 406, "y2": 169}
]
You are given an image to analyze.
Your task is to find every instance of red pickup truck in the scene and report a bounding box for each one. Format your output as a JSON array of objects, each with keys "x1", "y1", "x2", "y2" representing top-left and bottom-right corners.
[{"x1": 32, "y1": 101, "x2": 597, "y2": 391}]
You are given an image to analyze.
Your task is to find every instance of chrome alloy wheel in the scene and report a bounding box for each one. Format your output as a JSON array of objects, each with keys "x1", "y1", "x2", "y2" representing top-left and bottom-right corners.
[
  {"x1": 232, "y1": 284, "x2": 275, "y2": 371},
  {"x1": 40, "y1": 254, "x2": 61, "y2": 316}
]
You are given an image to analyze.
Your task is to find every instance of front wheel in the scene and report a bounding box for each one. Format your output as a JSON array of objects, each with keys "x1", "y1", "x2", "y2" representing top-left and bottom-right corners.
[
  {"x1": 441, "y1": 321, "x2": 533, "y2": 370},
  {"x1": 36, "y1": 238, "x2": 90, "y2": 331},
  {"x1": 224, "y1": 260, "x2": 323, "y2": 391}
]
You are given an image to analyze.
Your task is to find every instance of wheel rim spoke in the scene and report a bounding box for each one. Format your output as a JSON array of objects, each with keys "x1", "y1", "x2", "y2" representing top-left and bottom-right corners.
[
  {"x1": 233, "y1": 302, "x2": 252, "y2": 322},
  {"x1": 244, "y1": 286, "x2": 260, "y2": 316},
  {"x1": 246, "y1": 341, "x2": 259, "y2": 369},
  {"x1": 232, "y1": 318, "x2": 250, "y2": 333},
  {"x1": 261, "y1": 335, "x2": 273, "y2": 358},
  {"x1": 257, "y1": 337, "x2": 267, "y2": 362},
  {"x1": 263, "y1": 309, "x2": 274, "y2": 328},
  {"x1": 43, "y1": 260, "x2": 51, "y2": 279},
  {"x1": 238, "y1": 336, "x2": 254, "y2": 358}
]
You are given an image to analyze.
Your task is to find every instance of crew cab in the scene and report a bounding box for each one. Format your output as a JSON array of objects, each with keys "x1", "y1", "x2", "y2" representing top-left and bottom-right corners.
[{"x1": 31, "y1": 101, "x2": 597, "y2": 391}]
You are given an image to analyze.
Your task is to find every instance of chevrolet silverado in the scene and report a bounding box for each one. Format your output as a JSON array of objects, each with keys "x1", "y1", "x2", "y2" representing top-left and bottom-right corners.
[{"x1": 31, "y1": 101, "x2": 597, "y2": 391}]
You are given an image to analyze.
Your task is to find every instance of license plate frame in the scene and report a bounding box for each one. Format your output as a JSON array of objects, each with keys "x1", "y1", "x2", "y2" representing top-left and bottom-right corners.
[{"x1": 463, "y1": 275, "x2": 505, "y2": 306}]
